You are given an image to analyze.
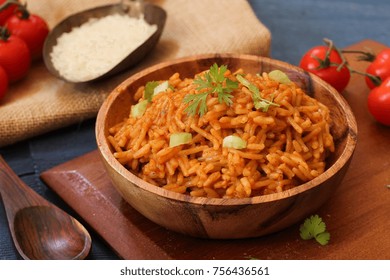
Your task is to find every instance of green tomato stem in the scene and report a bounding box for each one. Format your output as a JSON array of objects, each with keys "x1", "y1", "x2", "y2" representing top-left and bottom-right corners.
[
  {"x1": 312, "y1": 38, "x2": 338, "y2": 70},
  {"x1": 0, "y1": 0, "x2": 30, "y2": 19},
  {"x1": 341, "y1": 50, "x2": 376, "y2": 62},
  {"x1": 322, "y1": 38, "x2": 382, "y2": 87},
  {"x1": 0, "y1": 26, "x2": 11, "y2": 41},
  {"x1": 322, "y1": 38, "x2": 334, "y2": 66}
]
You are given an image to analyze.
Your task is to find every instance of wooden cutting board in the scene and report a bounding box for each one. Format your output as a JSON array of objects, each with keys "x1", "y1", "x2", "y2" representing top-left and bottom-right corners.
[{"x1": 40, "y1": 40, "x2": 390, "y2": 260}]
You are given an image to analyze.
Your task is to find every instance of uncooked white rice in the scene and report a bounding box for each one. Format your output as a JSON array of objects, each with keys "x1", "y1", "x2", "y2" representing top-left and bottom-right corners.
[{"x1": 50, "y1": 14, "x2": 157, "y2": 82}]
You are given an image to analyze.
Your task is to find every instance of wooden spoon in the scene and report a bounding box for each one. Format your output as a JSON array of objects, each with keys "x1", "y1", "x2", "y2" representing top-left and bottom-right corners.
[{"x1": 0, "y1": 156, "x2": 91, "y2": 260}]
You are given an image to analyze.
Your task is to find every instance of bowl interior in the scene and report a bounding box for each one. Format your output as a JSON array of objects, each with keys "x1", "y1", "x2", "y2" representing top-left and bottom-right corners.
[{"x1": 97, "y1": 54, "x2": 357, "y2": 204}]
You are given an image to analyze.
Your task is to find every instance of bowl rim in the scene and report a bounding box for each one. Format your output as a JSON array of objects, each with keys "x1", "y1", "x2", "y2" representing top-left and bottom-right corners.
[{"x1": 96, "y1": 53, "x2": 358, "y2": 206}]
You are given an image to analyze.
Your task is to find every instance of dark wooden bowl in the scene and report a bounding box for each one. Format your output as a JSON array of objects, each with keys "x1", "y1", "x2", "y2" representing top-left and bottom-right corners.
[
  {"x1": 43, "y1": 2, "x2": 166, "y2": 83},
  {"x1": 96, "y1": 54, "x2": 357, "y2": 239}
]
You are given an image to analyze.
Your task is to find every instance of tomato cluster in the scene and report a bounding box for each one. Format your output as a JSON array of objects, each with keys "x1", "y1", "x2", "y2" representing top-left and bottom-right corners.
[
  {"x1": 0, "y1": 0, "x2": 49, "y2": 100},
  {"x1": 299, "y1": 45, "x2": 350, "y2": 92},
  {"x1": 299, "y1": 39, "x2": 390, "y2": 127},
  {"x1": 365, "y1": 49, "x2": 390, "y2": 126}
]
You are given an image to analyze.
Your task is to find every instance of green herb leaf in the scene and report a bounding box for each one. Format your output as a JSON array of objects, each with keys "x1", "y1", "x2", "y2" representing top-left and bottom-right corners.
[
  {"x1": 131, "y1": 100, "x2": 149, "y2": 118},
  {"x1": 268, "y1": 69, "x2": 292, "y2": 84},
  {"x1": 299, "y1": 214, "x2": 330, "y2": 246},
  {"x1": 236, "y1": 74, "x2": 279, "y2": 112},
  {"x1": 144, "y1": 81, "x2": 160, "y2": 102},
  {"x1": 299, "y1": 224, "x2": 313, "y2": 240},
  {"x1": 153, "y1": 80, "x2": 169, "y2": 96},
  {"x1": 223, "y1": 135, "x2": 247, "y2": 149},
  {"x1": 184, "y1": 63, "x2": 238, "y2": 116},
  {"x1": 209, "y1": 63, "x2": 226, "y2": 84},
  {"x1": 169, "y1": 132, "x2": 192, "y2": 147},
  {"x1": 183, "y1": 92, "x2": 209, "y2": 116},
  {"x1": 303, "y1": 214, "x2": 326, "y2": 235},
  {"x1": 315, "y1": 231, "x2": 331, "y2": 246}
]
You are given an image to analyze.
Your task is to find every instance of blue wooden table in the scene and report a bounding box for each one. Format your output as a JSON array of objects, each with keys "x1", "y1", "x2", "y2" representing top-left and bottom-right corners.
[{"x1": 1, "y1": 0, "x2": 389, "y2": 260}]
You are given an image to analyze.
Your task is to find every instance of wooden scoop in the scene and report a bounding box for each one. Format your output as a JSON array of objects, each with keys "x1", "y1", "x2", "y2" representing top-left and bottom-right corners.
[
  {"x1": 0, "y1": 156, "x2": 91, "y2": 260},
  {"x1": 42, "y1": 0, "x2": 167, "y2": 83}
]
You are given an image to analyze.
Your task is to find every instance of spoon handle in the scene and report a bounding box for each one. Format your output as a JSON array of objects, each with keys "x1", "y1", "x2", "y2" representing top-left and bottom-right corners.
[{"x1": 0, "y1": 156, "x2": 50, "y2": 217}]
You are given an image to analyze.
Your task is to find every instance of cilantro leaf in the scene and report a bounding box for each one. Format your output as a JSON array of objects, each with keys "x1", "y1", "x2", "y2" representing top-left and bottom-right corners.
[
  {"x1": 210, "y1": 63, "x2": 226, "y2": 83},
  {"x1": 299, "y1": 214, "x2": 330, "y2": 246},
  {"x1": 183, "y1": 92, "x2": 209, "y2": 116},
  {"x1": 184, "y1": 63, "x2": 238, "y2": 116},
  {"x1": 299, "y1": 223, "x2": 313, "y2": 240},
  {"x1": 315, "y1": 232, "x2": 331, "y2": 246},
  {"x1": 254, "y1": 98, "x2": 277, "y2": 112},
  {"x1": 304, "y1": 214, "x2": 326, "y2": 235},
  {"x1": 236, "y1": 74, "x2": 279, "y2": 112}
]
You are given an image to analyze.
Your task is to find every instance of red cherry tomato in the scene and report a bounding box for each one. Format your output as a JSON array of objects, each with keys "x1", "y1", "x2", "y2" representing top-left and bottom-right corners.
[
  {"x1": 367, "y1": 76, "x2": 390, "y2": 126},
  {"x1": 0, "y1": 65, "x2": 8, "y2": 100},
  {"x1": 299, "y1": 46, "x2": 351, "y2": 92},
  {"x1": 0, "y1": 0, "x2": 18, "y2": 25},
  {"x1": 365, "y1": 48, "x2": 390, "y2": 89},
  {"x1": 5, "y1": 11, "x2": 49, "y2": 60},
  {"x1": 0, "y1": 30, "x2": 31, "y2": 82}
]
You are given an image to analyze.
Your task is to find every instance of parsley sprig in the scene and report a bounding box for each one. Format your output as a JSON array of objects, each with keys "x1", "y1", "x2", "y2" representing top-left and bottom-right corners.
[
  {"x1": 299, "y1": 214, "x2": 330, "y2": 245},
  {"x1": 183, "y1": 63, "x2": 238, "y2": 116}
]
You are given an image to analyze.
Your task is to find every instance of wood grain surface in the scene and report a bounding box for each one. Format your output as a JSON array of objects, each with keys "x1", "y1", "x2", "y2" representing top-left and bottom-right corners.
[
  {"x1": 40, "y1": 40, "x2": 390, "y2": 260},
  {"x1": 95, "y1": 52, "x2": 356, "y2": 240},
  {"x1": 0, "y1": 156, "x2": 91, "y2": 260}
]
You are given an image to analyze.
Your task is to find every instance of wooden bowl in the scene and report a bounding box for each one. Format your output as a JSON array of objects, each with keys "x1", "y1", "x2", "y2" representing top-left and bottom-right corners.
[{"x1": 96, "y1": 54, "x2": 357, "y2": 239}]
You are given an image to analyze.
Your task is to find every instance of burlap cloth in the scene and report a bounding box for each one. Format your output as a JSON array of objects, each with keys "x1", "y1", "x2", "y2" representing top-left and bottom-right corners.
[{"x1": 0, "y1": 0, "x2": 271, "y2": 147}]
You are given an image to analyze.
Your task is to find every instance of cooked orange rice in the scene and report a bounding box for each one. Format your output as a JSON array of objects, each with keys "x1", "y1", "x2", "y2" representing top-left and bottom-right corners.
[{"x1": 108, "y1": 66, "x2": 335, "y2": 198}]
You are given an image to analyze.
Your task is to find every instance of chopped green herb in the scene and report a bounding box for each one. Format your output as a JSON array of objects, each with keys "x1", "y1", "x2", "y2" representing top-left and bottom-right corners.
[
  {"x1": 169, "y1": 132, "x2": 192, "y2": 147},
  {"x1": 236, "y1": 74, "x2": 279, "y2": 112},
  {"x1": 183, "y1": 63, "x2": 238, "y2": 116},
  {"x1": 299, "y1": 214, "x2": 330, "y2": 245},
  {"x1": 222, "y1": 135, "x2": 247, "y2": 149},
  {"x1": 268, "y1": 69, "x2": 292, "y2": 84},
  {"x1": 144, "y1": 80, "x2": 170, "y2": 103},
  {"x1": 131, "y1": 100, "x2": 148, "y2": 118},
  {"x1": 153, "y1": 80, "x2": 169, "y2": 96},
  {"x1": 144, "y1": 81, "x2": 160, "y2": 102}
]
